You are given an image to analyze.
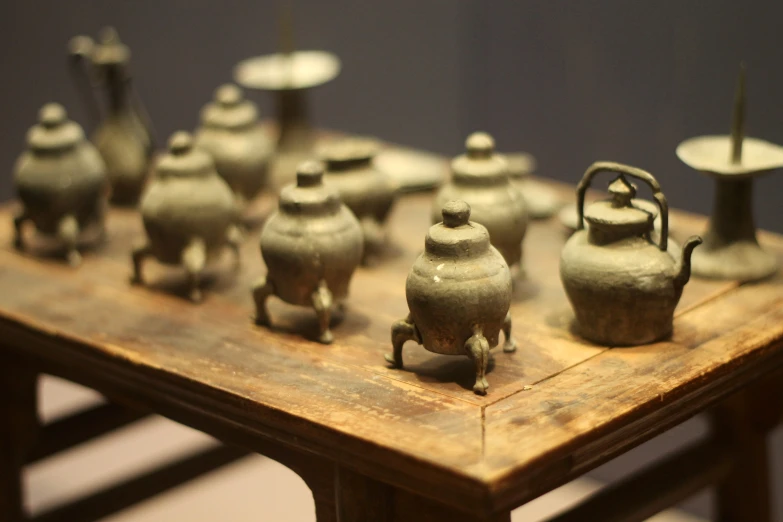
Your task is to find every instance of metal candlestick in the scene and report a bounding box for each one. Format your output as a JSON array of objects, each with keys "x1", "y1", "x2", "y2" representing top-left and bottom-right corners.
[
  {"x1": 233, "y1": 4, "x2": 340, "y2": 191},
  {"x1": 676, "y1": 66, "x2": 783, "y2": 281}
]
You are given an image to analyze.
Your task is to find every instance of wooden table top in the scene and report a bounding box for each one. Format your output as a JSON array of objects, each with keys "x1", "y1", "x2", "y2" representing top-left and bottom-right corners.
[{"x1": 2, "y1": 174, "x2": 783, "y2": 515}]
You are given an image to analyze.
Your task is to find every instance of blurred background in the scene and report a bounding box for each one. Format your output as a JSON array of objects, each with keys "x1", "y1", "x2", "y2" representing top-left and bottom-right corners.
[{"x1": 1, "y1": 0, "x2": 782, "y2": 520}]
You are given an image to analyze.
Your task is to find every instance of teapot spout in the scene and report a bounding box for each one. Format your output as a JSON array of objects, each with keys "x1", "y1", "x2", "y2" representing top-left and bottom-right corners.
[{"x1": 674, "y1": 235, "x2": 703, "y2": 290}]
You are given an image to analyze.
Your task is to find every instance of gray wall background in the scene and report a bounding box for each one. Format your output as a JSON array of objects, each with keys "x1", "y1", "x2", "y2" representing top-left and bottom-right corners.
[{"x1": 1, "y1": 0, "x2": 782, "y2": 519}]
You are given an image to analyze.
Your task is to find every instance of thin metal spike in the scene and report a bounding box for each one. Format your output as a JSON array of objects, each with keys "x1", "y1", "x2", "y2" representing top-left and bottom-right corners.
[
  {"x1": 278, "y1": 0, "x2": 295, "y2": 56},
  {"x1": 730, "y1": 63, "x2": 746, "y2": 164}
]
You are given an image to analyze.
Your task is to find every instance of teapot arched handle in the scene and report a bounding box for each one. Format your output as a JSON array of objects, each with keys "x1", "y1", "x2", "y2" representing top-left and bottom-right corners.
[{"x1": 576, "y1": 161, "x2": 668, "y2": 251}]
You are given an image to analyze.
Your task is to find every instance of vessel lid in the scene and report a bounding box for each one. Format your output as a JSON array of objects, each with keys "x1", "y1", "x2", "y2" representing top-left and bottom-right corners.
[
  {"x1": 584, "y1": 176, "x2": 654, "y2": 233},
  {"x1": 155, "y1": 131, "x2": 215, "y2": 179},
  {"x1": 199, "y1": 84, "x2": 258, "y2": 130},
  {"x1": 451, "y1": 132, "x2": 509, "y2": 185},
  {"x1": 320, "y1": 137, "x2": 379, "y2": 169},
  {"x1": 90, "y1": 27, "x2": 130, "y2": 66},
  {"x1": 26, "y1": 103, "x2": 84, "y2": 152},
  {"x1": 504, "y1": 152, "x2": 537, "y2": 179},
  {"x1": 279, "y1": 161, "x2": 341, "y2": 215},
  {"x1": 425, "y1": 200, "x2": 491, "y2": 258}
]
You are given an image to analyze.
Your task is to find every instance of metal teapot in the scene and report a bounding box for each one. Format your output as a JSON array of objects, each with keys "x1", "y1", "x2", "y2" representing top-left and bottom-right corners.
[
  {"x1": 560, "y1": 162, "x2": 702, "y2": 346},
  {"x1": 433, "y1": 132, "x2": 528, "y2": 272},
  {"x1": 387, "y1": 200, "x2": 516, "y2": 395},
  {"x1": 194, "y1": 84, "x2": 273, "y2": 211},
  {"x1": 321, "y1": 137, "x2": 398, "y2": 263},
  {"x1": 131, "y1": 132, "x2": 242, "y2": 302},
  {"x1": 69, "y1": 27, "x2": 154, "y2": 205},
  {"x1": 252, "y1": 161, "x2": 364, "y2": 344},
  {"x1": 13, "y1": 103, "x2": 108, "y2": 266}
]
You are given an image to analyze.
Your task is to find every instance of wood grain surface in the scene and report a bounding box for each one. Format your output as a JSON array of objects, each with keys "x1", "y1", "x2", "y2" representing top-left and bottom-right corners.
[{"x1": 2, "y1": 172, "x2": 782, "y2": 516}]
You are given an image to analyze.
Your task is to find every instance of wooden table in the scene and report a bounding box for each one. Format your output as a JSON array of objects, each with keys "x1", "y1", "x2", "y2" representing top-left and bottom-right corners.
[{"x1": 1, "y1": 175, "x2": 782, "y2": 522}]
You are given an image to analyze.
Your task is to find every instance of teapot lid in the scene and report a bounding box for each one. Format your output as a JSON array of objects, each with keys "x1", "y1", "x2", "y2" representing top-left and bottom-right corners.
[
  {"x1": 320, "y1": 137, "x2": 379, "y2": 168},
  {"x1": 279, "y1": 161, "x2": 341, "y2": 215},
  {"x1": 26, "y1": 103, "x2": 84, "y2": 152},
  {"x1": 451, "y1": 132, "x2": 509, "y2": 185},
  {"x1": 155, "y1": 132, "x2": 215, "y2": 179},
  {"x1": 199, "y1": 84, "x2": 258, "y2": 130},
  {"x1": 425, "y1": 200, "x2": 491, "y2": 258},
  {"x1": 90, "y1": 27, "x2": 130, "y2": 66},
  {"x1": 584, "y1": 176, "x2": 654, "y2": 232}
]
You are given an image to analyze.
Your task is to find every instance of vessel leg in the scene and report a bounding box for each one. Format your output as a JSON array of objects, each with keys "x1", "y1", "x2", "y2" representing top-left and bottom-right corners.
[
  {"x1": 225, "y1": 224, "x2": 243, "y2": 270},
  {"x1": 58, "y1": 214, "x2": 81, "y2": 266},
  {"x1": 130, "y1": 243, "x2": 152, "y2": 285},
  {"x1": 12, "y1": 211, "x2": 27, "y2": 251},
  {"x1": 465, "y1": 332, "x2": 490, "y2": 395},
  {"x1": 385, "y1": 316, "x2": 419, "y2": 368},
  {"x1": 502, "y1": 312, "x2": 517, "y2": 353},
  {"x1": 311, "y1": 280, "x2": 333, "y2": 344},
  {"x1": 252, "y1": 276, "x2": 275, "y2": 327},
  {"x1": 182, "y1": 237, "x2": 206, "y2": 303}
]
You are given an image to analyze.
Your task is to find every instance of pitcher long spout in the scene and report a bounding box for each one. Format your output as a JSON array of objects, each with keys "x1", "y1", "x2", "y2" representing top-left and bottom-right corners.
[{"x1": 674, "y1": 235, "x2": 703, "y2": 289}]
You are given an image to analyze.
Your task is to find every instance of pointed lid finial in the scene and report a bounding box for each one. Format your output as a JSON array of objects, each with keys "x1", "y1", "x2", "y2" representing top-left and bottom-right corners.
[{"x1": 730, "y1": 63, "x2": 746, "y2": 165}]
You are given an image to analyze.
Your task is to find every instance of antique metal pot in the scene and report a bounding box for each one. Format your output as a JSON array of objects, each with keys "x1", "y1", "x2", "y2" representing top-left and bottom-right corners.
[
  {"x1": 505, "y1": 152, "x2": 561, "y2": 219},
  {"x1": 387, "y1": 200, "x2": 516, "y2": 395},
  {"x1": 131, "y1": 132, "x2": 242, "y2": 302},
  {"x1": 13, "y1": 103, "x2": 108, "y2": 266},
  {"x1": 194, "y1": 84, "x2": 273, "y2": 210},
  {"x1": 321, "y1": 137, "x2": 398, "y2": 262},
  {"x1": 252, "y1": 161, "x2": 364, "y2": 344},
  {"x1": 69, "y1": 27, "x2": 154, "y2": 205},
  {"x1": 433, "y1": 132, "x2": 527, "y2": 271},
  {"x1": 560, "y1": 162, "x2": 702, "y2": 346}
]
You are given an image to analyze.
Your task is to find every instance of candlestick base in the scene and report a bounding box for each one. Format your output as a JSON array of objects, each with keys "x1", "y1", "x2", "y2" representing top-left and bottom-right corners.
[{"x1": 691, "y1": 237, "x2": 778, "y2": 282}]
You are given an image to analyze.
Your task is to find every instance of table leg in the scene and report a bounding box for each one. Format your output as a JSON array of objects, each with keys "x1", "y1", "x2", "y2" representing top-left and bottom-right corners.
[
  {"x1": 335, "y1": 466, "x2": 510, "y2": 522},
  {"x1": 711, "y1": 372, "x2": 783, "y2": 522},
  {"x1": 0, "y1": 359, "x2": 39, "y2": 522}
]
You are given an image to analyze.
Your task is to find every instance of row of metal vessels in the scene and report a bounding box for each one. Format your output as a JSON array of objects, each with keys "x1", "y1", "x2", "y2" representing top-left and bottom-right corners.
[{"x1": 11, "y1": 28, "x2": 783, "y2": 394}]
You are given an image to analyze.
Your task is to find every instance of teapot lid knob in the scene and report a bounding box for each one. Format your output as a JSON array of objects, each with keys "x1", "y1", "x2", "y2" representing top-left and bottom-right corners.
[
  {"x1": 296, "y1": 161, "x2": 325, "y2": 187},
  {"x1": 608, "y1": 176, "x2": 636, "y2": 207},
  {"x1": 215, "y1": 84, "x2": 243, "y2": 106},
  {"x1": 39, "y1": 103, "x2": 67, "y2": 128},
  {"x1": 465, "y1": 132, "x2": 495, "y2": 159},
  {"x1": 442, "y1": 200, "x2": 471, "y2": 228},
  {"x1": 168, "y1": 131, "x2": 193, "y2": 155}
]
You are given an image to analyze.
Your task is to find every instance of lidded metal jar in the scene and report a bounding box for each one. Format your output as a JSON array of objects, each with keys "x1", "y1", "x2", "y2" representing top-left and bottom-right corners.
[
  {"x1": 131, "y1": 131, "x2": 242, "y2": 302},
  {"x1": 321, "y1": 137, "x2": 398, "y2": 261},
  {"x1": 69, "y1": 27, "x2": 154, "y2": 205},
  {"x1": 252, "y1": 161, "x2": 363, "y2": 344},
  {"x1": 13, "y1": 103, "x2": 108, "y2": 266},
  {"x1": 433, "y1": 132, "x2": 528, "y2": 271},
  {"x1": 387, "y1": 200, "x2": 516, "y2": 395},
  {"x1": 560, "y1": 162, "x2": 702, "y2": 346},
  {"x1": 194, "y1": 84, "x2": 273, "y2": 210}
]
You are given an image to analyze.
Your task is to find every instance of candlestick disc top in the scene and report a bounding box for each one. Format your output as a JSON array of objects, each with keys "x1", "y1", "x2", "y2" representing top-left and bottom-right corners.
[
  {"x1": 677, "y1": 135, "x2": 783, "y2": 178},
  {"x1": 234, "y1": 50, "x2": 340, "y2": 91}
]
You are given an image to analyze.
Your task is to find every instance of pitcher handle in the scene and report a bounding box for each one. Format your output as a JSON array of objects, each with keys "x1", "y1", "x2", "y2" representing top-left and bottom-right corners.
[{"x1": 68, "y1": 35, "x2": 102, "y2": 129}]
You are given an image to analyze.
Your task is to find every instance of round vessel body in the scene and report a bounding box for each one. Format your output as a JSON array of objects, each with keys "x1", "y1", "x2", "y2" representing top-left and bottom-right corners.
[
  {"x1": 407, "y1": 245, "x2": 512, "y2": 355},
  {"x1": 261, "y1": 206, "x2": 363, "y2": 306},
  {"x1": 15, "y1": 142, "x2": 107, "y2": 235},
  {"x1": 195, "y1": 124, "x2": 271, "y2": 203},
  {"x1": 139, "y1": 170, "x2": 238, "y2": 265},
  {"x1": 433, "y1": 183, "x2": 527, "y2": 268},
  {"x1": 560, "y1": 231, "x2": 682, "y2": 346}
]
